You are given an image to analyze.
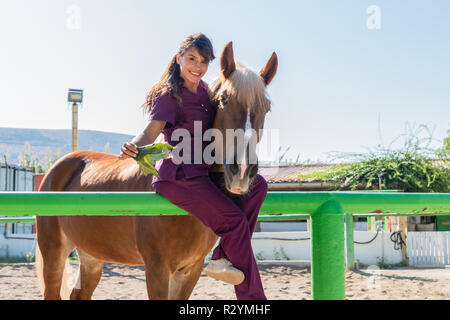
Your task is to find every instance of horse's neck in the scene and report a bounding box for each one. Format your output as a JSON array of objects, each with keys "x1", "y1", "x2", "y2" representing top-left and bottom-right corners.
[{"x1": 209, "y1": 164, "x2": 224, "y2": 172}]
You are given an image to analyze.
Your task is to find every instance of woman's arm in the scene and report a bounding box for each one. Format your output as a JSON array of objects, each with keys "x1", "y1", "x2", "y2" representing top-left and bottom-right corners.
[{"x1": 118, "y1": 120, "x2": 167, "y2": 159}]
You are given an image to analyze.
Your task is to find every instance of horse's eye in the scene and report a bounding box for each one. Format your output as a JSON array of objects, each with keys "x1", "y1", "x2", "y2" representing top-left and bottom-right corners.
[{"x1": 220, "y1": 94, "x2": 228, "y2": 105}]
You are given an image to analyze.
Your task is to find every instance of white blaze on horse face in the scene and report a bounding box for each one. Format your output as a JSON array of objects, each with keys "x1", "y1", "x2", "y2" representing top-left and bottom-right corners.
[
  {"x1": 240, "y1": 110, "x2": 252, "y2": 180},
  {"x1": 244, "y1": 111, "x2": 253, "y2": 143}
]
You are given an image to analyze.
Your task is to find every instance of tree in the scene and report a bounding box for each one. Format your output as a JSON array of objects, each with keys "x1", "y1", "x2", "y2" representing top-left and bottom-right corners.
[
  {"x1": 17, "y1": 142, "x2": 43, "y2": 172},
  {"x1": 104, "y1": 142, "x2": 111, "y2": 153},
  {"x1": 435, "y1": 129, "x2": 450, "y2": 159},
  {"x1": 17, "y1": 142, "x2": 61, "y2": 173}
]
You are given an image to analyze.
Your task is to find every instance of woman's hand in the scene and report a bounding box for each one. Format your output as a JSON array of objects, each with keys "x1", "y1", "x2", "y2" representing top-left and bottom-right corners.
[
  {"x1": 118, "y1": 142, "x2": 138, "y2": 160},
  {"x1": 116, "y1": 120, "x2": 167, "y2": 161}
]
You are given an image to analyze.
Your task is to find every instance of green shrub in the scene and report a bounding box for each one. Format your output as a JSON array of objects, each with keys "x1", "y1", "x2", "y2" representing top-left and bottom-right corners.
[
  {"x1": 323, "y1": 150, "x2": 449, "y2": 192},
  {"x1": 300, "y1": 126, "x2": 450, "y2": 193}
]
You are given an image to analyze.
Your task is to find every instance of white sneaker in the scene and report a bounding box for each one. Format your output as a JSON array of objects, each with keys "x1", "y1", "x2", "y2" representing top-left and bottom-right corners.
[{"x1": 204, "y1": 258, "x2": 245, "y2": 285}]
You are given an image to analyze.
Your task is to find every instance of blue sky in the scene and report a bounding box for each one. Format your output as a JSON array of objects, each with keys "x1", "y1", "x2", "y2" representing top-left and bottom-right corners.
[{"x1": 0, "y1": 0, "x2": 449, "y2": 162}]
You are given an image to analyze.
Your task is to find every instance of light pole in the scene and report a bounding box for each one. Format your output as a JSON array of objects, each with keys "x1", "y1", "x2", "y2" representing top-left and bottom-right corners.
[{"x1": 67, "y1": 89, "x2": 83, "y2": 152}]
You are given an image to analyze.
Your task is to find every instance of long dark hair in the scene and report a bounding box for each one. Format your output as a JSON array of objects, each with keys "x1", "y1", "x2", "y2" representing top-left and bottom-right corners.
[{"x1": 142, "y1": 33, "x2": 215, "y2": 113}]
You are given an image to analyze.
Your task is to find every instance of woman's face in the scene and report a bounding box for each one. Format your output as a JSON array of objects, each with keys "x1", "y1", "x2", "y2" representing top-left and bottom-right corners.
[{"x1": 177, "y1": 47, "x2": 209, "y2": 86}]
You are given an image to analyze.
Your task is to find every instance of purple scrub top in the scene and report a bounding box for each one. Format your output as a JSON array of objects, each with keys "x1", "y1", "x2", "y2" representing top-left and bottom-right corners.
[{"x1": 148, "y1": 80, "x2": 216, "y2": 183}]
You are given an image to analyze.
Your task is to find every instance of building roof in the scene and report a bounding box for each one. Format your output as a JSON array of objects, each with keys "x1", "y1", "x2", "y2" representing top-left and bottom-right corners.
[
  {"x1": 258, "y1": 160, "x2": 449, "y2": 185},
  {"x1": 258, "y1": 164, "x2": 336, "y2": 183}
]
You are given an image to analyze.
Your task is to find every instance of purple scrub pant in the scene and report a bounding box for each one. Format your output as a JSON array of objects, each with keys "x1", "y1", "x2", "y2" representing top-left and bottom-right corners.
[{"x1": 153, "y1": 168, "x2": 268, "y2": 300}]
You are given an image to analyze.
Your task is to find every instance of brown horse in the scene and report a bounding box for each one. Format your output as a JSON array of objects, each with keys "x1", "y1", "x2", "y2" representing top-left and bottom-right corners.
[{"x1": 35, "y1": 42, "x2": 278, "y2": 300}]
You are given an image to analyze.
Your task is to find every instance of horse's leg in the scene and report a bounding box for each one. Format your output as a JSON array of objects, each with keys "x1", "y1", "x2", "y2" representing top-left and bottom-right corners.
[
  {"x1": 169, "y1": 260, "x2": 204, "y2": 300},
  {"x1": 36, "y1": 216, "x2": 75, "y2": 300},
  {"x1": 69, "y1": 249, "x2": 104, "y2": 300},
  {"x1": 143, "y1": 258, "x2": 171, "y2": 300}
]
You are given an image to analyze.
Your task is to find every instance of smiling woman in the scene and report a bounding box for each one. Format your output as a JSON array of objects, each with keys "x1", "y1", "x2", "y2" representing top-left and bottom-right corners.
[
  {"x1": 142, "y1": 33, "x2": 215, "y2": 110},
  {"x1": 176, "y1": 50, "x2": 209, "y2": 88},
  {"x1": 116, "y1": 35, "x2": 277, "y2": 300}
]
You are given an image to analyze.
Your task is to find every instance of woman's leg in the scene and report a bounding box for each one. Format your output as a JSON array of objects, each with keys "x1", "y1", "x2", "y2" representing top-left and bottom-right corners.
[
  {"x1": 210, "y1": 174, "x2": 268, "y2": 261},
  {"x1": 153, "y1": 175, "x2": 266, "y2": 300}
]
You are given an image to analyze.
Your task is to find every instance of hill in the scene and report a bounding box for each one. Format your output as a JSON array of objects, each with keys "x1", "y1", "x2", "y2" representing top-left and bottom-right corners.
[{"x1": 0, "y1": 127, "x2": 134, "y2": 165}]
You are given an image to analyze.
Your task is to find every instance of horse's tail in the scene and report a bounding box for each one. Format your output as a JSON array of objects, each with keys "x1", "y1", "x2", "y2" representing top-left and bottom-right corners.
[
  {"x1": 35, "y1": 243, "x2": 45, "y2": 296},
  {"x1": 35, "y1": 243, "x2": 77, "y2": 300},
  {"x1": 36, "y1": 152, "x2": 87, "y2": 299}
]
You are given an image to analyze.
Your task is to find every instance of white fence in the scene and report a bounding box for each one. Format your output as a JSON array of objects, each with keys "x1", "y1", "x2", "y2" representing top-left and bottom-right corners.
[
  {"x1": 407, "y1": 232, "x2": 450, "y2": 266},
  {"x1": 205, "y1": 231, "x2": 404, "y2": 266},
  {"x1": 2, "y1": 229, "x2": 450, "y2": 266}
]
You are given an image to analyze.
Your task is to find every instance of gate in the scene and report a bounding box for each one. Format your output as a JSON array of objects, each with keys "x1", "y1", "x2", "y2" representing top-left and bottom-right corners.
[{"x1": 407, "y1": 231, "x2": 450, "y2": 265}]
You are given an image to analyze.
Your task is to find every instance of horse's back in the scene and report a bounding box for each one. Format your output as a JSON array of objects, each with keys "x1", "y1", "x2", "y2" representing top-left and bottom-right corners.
[
  {"x1": 38, "y1": 150, "x2": 151, "y2": 265},
  {"x1": 37, "y1": 150, "x2": 216, "y2": 267}
]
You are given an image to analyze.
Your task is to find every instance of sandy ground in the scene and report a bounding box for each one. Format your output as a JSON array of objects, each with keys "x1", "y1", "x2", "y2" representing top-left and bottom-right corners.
[{"x1": 0, "y1": 262, "x2": 449, "y2": 300}]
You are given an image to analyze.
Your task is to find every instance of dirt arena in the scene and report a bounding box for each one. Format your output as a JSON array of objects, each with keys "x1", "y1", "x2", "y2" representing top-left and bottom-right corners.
[{"x1": 0, "y1": 262, "x2": 449, "y2": 300}]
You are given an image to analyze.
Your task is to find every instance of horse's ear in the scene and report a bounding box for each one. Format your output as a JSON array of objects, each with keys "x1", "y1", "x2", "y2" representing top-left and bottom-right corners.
[
  {"x1": 259, "y1": 52, "x2": 278, "y2": 86},
  {"x1": 220, "y1": 41, "x2": 236, "y2": 81}
]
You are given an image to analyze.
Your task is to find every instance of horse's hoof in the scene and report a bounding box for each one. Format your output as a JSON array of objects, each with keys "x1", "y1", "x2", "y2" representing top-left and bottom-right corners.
[{"x1": 204, "y1": 258, "x2": 245, "y2": 285}]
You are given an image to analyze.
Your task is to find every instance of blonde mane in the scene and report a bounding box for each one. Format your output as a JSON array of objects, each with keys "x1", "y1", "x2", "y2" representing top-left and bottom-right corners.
[{"x1": 209, "y1": 62, "x2": 271, "y2": 113}]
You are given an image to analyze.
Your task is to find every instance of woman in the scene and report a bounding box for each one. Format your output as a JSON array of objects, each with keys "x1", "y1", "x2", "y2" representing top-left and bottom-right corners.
[{"x1": 118, "y1": 33, "x2": 268, "y2": 300}]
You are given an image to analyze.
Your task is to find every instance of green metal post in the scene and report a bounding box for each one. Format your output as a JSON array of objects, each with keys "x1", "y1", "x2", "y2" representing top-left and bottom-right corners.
[
  {"x1": 345, "y1": 213, "x2": 355, "y2": 270},
  {"x1": 310, "y1": 200, "x2": 345, "y2": 300}
]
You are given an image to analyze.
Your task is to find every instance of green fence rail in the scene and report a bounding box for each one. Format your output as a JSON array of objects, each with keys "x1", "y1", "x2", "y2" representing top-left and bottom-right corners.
[
  {"x1": 1, "y1": 191, "x2": 449, "y2": 300},
  {"x1": 0, "y1": 217, "x2": 37, "y2": 223}
]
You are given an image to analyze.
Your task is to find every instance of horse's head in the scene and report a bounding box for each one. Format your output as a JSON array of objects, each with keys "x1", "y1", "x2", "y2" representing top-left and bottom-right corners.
[{"x1": 209, "y1": 42, "x2": 278, "y2": 195}]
